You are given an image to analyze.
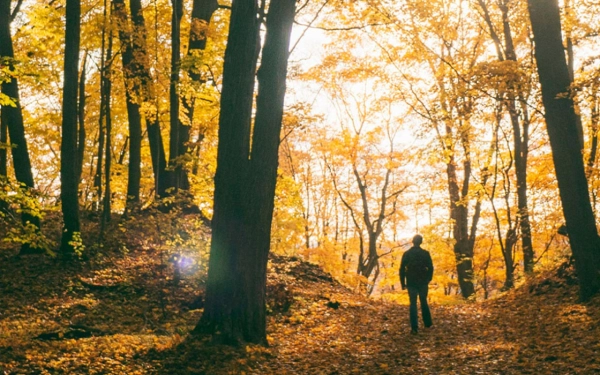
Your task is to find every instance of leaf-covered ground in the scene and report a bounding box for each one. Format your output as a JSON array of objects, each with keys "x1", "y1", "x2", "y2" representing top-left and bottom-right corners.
[{"x1": 1, "y1": 245, "x2": 599, "y2": 374}]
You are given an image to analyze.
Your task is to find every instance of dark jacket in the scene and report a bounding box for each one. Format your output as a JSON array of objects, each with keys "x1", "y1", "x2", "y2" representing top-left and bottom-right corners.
[{"x1": 400, "y1": 246, "x2": 434, "y2": 288}]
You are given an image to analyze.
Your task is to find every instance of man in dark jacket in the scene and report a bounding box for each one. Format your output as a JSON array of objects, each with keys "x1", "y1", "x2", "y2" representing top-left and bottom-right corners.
[{"x1": 400, "y1": 234, "x2": 433, "y2": 334}]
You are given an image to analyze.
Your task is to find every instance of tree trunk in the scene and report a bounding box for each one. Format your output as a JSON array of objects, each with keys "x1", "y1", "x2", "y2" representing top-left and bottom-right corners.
[
  {"x1": 196, "y1": 0, "x2": 295, "y2": 345},
  {"x1": 446, "y1": 142, "x2": 475, "y2": 298},
  {"x1": 94, "y1": 1, "x2": 109, "y2": 212},
  {"x1": 498, "y1": 1, "x2": 535, "y2": 273},
  {"x1": 564, "y1": 0, "x2": 584, "y2": 148},
  {"x1": 0, "y1": 112, "x2": 6, "y2": 178},
  {"x1": 503, "y1": 229, "x2": 517, "y2": 289},
  {"x1": 112, "y1": 0, "x2": 142, "y2": 206},
  {"x1": 181, "y1": 0, "x2": 219, "y2": 169},
  {"x1": 60, "y1": 0, "x2": 82, "y2": 254},
  {"x1": 479, "y1": 0, "x2": 535, "y2": 274},
  {"x1": 233, "y1": 0, "x2": 296, "y2": 342},
  {"x1": 1, "y1": 0, "x2": 42, "y2": 252},
  {"x1": 77, "y1": 52, "x2": 88, "y2": 187},
  {"x1": 168, "y1": 0, "x2": 189, "y2": 191},
  {"x1": 101, "y1": 28, "x2": 114, "y2": 229},
  {"x1": 129, "y1": 0, "x2": 171, "y2": 197},
  {"x1": 196, "y1": 0, "x2": 260, "y2": 345},
  {"x1": 528, "y1": 0, "x2": 600, "y2": 301}
]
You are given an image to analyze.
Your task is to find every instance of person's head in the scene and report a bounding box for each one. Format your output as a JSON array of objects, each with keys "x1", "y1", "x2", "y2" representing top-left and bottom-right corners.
[{"x1": 412, "y1": 234, "x2": 423, "y2": 246}]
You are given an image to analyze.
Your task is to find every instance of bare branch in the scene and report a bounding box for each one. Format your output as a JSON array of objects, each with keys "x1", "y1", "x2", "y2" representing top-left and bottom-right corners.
[
  {"x1": 293, "y1": 21, "x2": 392, "y2": 32},
  {"x1": 10, "y1": 0, "x2": 24, "y2": 22},
  {"x1": 289, "y1": 0, "x2": 330, "y2": 55}
]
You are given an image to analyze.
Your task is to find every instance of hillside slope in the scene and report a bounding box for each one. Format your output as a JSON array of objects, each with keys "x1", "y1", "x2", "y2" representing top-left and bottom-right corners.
[{"x1": 1, "y1": 249, "x2": 599, "y2": 374}]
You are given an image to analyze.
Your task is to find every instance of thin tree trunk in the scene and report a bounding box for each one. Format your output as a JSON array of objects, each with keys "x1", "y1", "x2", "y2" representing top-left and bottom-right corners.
[
  {"x1": 587, "y1": 92, "x2": 598, "y2": 172},
  {"x1": 129, "y1": 0, "x2": 171, "y2": 197},
  {"x1": 112, "y1": 0, "x2": 142, "y2": 206},
  {"x1": 0, "y1": 113, "x2": 6, "y2": 178},
  {"x1": 94, "y1": 1, "x2": 109, "y2": 212},
  {"x1": 446, "y1": 136, "x2": 475, "y2": 298},
  {"x1": 564, "y1": 0, "x2": 584, "y2": 148},
  {"x1": 185, "y1": 0, "x2": 218, "y2": 111},
  {"x1": 94, "y1": 106, "x2": 105, "y2": 211},
  {"x1": 528, "y1": 0, "x2": 600, "y2": 301},
  {"x1": 181, "y1": 0, "x2": 219, "y2": 175},
  {"x1": 60, "y1": 0, "x2": 82, "y2": 254},
  {"x1": 77, "y1": 52, "x2": 88, "y2": 187},
  {"x1": 118, "y1": 136, "x2": 129, "y2": 165},
  {"x1": 168, "y1": 0, "x2": 189, "y2": 191},
  {"x1": 498, "y1": 0, "x2": 535, "y2": 273},
  {"x1": 479, "y1": 0, "x2": 535, "y2": 273},
  {"x1": 101, "y1": 28, "x2": 114, "y2": 230},
  {"x1": 586, "y1": 87, "x2": 599, "y2": 213}
]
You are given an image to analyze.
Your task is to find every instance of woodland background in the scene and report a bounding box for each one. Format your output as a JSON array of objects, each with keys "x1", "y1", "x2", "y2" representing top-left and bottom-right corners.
[{"x1": 2, "y1": 0, "x2": 600, "y2": 369}]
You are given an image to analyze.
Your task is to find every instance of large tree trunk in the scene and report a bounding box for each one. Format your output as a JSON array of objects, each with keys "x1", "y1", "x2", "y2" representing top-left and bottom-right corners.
[
  {"x1": 112, "y1": 0, "x2": 142, "y2": 206},
  {"x1": 196, "y1": 0, "x2": 260, "y2": 344},
  {"x1": 528, "y1": 0, "x2": 600, "y2": 301},
  {"x1": 196, "y1": 0, "x2": 295, "y2": 344},
  {"x1": 1, "y1": 0, "x2": 42, "y2": 253},
  {"x1": 60, "y1": 0, "x2": 82, "y2": 254},
  {"x1": 241, "y1": 0, "x2": 295, "y2": 340}
]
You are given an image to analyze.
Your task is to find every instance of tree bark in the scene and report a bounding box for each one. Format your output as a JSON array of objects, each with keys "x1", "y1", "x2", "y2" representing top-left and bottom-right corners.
[
  {"x1": 197, "y1": 0, "x2": 259, "y2": 342},
  {"x1": 60, "y1": 0, "x2": 82, "y2": 254},
  {"x1": 196, "y1": 0, "x2": 261, "y2": 345},
  {"x1": 0, "y1": 112, "x2": 6, "y2": 178},
  {"x1": 101, "y1": 27, "x2": 114, "y2": 229},
  {"x1": 528, "y1": 0, "x2": 600, "y2": 301},
  {"x1": 77, "y1": 52, "x2": 88, "y2": 187},
  {"x1": 447, "y1": 157, "x2": 476, "y2": 298},
  {"x1": 196, "y1": 0, "x2": 295, "y2": 344},
  {"x1": 129, "y1": 0, "x2": 171, "y2": 197},
  {"x1": 181, "y1": 0, "x2": 219, "y2": 170},
  {"x1": 1, "y1": 0, "x2": 42, "y2": 252},
  {"x1": 498, "y1": 0, "x2": 535, "y2": 274},
  {"x1": 168, "y1": 0, "x2": 189, "y2": 191},
  {"x1": 112, "y1": 0, "x2": 142, "y2": 206},
  {"x1": 444, "y1": 121, "x2": 476, "y2": 298},
  {"x1": 241, "y1": 0, "x2": 295, "y2": 340},
  {"x1": 564, "y1": 0, "x2": 584, "y2": 148}
]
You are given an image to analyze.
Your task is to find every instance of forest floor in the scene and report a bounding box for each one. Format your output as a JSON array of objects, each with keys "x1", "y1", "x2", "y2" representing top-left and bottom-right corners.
[{"x1": 1, "y1": 237, "x2": 600, "y2": 374}]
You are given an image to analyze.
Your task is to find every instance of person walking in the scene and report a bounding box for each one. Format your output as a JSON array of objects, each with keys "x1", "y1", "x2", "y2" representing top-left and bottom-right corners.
[{"x1": 400, "y1": 234, "x2": 433, "y2": 334}]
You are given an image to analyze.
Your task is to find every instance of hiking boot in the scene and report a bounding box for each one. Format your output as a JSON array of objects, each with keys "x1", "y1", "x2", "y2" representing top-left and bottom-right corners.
[{"x1": 410, "y1": 329, "x2": 418, "y2": 335}]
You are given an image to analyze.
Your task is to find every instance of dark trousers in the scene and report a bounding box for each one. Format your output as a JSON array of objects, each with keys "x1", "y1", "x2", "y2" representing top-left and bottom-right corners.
[{"x1": 407, "y1": 284, "x2": 432, "y2": 331}]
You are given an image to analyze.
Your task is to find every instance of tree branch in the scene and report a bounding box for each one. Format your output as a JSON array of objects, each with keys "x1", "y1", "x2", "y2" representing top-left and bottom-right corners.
[
  {"x1": 293, "y1": 21, "x2": 391, "y2": 32},
  {"x1": 10, "y1": 0, "x2": 24, "y2": 22}
]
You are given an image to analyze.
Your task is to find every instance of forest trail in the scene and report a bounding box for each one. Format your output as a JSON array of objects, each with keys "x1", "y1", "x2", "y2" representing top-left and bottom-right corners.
[{"x1": 1, "y1": 250, "x2": 599, "y2": 375}]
